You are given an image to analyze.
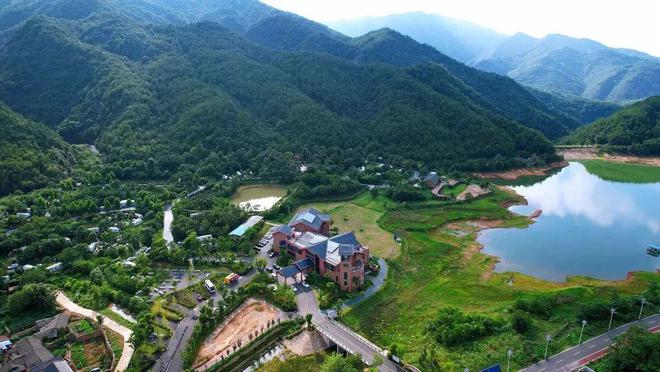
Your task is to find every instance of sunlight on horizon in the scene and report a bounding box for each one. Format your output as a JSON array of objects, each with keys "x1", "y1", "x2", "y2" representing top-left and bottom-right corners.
[{"x1": 264, "y1": 0, "x2": 660, "y2": 57}]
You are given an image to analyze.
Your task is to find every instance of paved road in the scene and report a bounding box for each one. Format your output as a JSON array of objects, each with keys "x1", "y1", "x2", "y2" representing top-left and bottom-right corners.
[
  {"x1": 342, "y1": 257, "x2": 388, "y2": 309},
  {"x1": 153, "y1": 232, "x2": 275, "y2": 372},
  {"x1": 296, "y1": 286, "x2": 400, "y2": 372},
  {"x1": 56, "y1": 292, "x2": 134, "y2": 372},
  {"x1": 521, "y1": 313, "x2": 660, "y2": 372}
]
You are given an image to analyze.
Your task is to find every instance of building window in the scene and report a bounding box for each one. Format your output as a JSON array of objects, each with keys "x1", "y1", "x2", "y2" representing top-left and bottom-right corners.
[
  {"x1": 344, "y1": 281, "x2": 348, "y2": 287},
  {"x1": 344, "y1": 272, "x2": 348, "y2": 280}
]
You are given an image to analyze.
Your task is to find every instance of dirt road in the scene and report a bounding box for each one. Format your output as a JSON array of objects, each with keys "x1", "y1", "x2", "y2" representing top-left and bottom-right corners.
[{"x1": 56, "y1": 292, "x2": 134, "y2": 371}]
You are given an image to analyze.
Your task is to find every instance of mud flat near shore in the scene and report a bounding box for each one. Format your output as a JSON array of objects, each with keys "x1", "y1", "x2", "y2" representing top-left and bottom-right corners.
[
  {"x1": 558, "y1": 147, "x2": 660, "y2": 166},
  {"x1": 474, "y1": 160, "x2": 568, "y2": 180}
]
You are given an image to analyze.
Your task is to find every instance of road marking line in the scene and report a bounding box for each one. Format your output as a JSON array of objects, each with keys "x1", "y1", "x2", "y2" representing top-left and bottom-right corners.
[
  {"x1": 588, "y1": 344, "x2": 596, "y2": 349},
  {"x1": 557, "y1": 359, "x2": 564, "y2": 363},
  {"x1": 573, "y1": 351, "x2": 581, "y2": 356},
  {"x1": 605, "y1": 338, "x2": 610, "y2": 341}
]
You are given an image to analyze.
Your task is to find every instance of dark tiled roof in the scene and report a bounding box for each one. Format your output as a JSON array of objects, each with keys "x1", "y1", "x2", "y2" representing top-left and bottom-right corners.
[
  {"x1": 280, "y1": 265, "x2": 301, "y2": 278},
  {"x1": 273, "y1": 225, "x2": 293, "y2": 235},
  {"x1": 280, "y1": 258, "x2": 315, "y2": 278},
  {"x1": 288, "y1": 208, "x2": 330, "y2": 231},
  {"x1": 295, "y1": 257, "x2": 314, "y2": 271},
  {"x1": 330, "y1": 231, "x2": 359, "y2": 246},
  {"x1": 309, "y1": 241, "x2": 328, "y2": 259},
  {"x1": 338, "y1": 244, "x2": 355, "y2": 256}
]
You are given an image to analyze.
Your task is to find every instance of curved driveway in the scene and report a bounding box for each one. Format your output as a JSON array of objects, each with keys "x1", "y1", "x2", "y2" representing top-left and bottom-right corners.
[{"x1": 56, "y1": 292, "x2": 134, "y2": 372}]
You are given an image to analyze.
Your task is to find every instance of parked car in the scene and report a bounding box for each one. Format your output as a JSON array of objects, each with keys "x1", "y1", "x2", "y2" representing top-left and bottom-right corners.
[
  {"x1": 273, "y1": 264, "x2": 281, "y2": 270},
  {"x1": 270, "y1": 272, "x2": 277, "y2": 279},
  {"x1": 265, "y1": 267, "x2": 273, "y2": 273},
  {"x1": 290, "y1": 285, "x2": 298, "y2": 292},
  {"x1": 196, "y1": 293, "x2": 203, "y2": 302},
  {"x1": 301, "y1": 281, "x2": 310, "y2": 288},
  {"x1": 268, "y1": 252, "x2": 276, "y2": 258}
]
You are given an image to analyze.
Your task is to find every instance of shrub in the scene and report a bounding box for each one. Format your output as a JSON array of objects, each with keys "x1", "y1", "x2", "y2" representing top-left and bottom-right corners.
[
  {"x1": 512, "y1": 310, "x2": 532, "y2": 334},
  {"x1": 514, "y1": 296, "x2": 554, "y2": 319},
  {"x1": 425, "y1": 307, "x2": 502, "y2": 346}
]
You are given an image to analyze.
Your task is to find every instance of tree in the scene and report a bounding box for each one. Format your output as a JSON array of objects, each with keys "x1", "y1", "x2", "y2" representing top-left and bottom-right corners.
[
  {"x1": 96, "y1": 314, "x2": 104, "y2": 328},
  {"x1": 19, "y1": 267, "x2": 47, "y2": 285},
  {"x1": 601, "y1": 326, "x2": 660, "y2": 371},
  {"x1": 255, "y1": 257, "x2": 267, "y2": 272},
  {"x1": 129, "y1": 312, "x2": 154, "y2": 349},
  {"x1": 320, "y1": 353, "x2": 358, "y2": 372},
  {"x1": 512, "y1": 310, "x2": 531, "y2": 334},
  {"x1": 371, "y1": 354, "x2": 384, "y2": 368},
  {"x1": 305, "y1": 313, "x2": 313, "y2": 329},
  {"x1": 7, "y1": 283, "x2": 55, "y2": 313}
]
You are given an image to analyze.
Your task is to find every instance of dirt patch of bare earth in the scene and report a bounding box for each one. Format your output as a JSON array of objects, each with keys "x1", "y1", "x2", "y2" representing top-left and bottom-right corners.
[
  {"x1": 194, "y1": 298, "x2": 286, "y2": 370},
  {"x1": 474, "y1": 161, "x2": 568, "y2": 180},
  {"x1": 456, "y1": 184, "x2": 491, "y2": 201},
  {"x1": 282, "y1": 329, "x2": 332, "y2": 356},
  {"x1": 559, "y1": 147, "x2": 660, "y2": 166}
]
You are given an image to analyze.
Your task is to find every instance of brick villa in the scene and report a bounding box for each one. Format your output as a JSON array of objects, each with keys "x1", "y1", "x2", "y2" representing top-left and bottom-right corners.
[{"x1": 272, "y1": 208, "x2": 369, "y2": 292}]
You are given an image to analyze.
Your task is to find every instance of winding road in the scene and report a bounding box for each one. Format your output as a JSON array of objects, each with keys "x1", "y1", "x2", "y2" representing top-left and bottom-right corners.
[
  {"x1": 521, "y1": 313, "x2": 660, "y2": 372},
  {"x1": 56, "y1": 292, "x2": 134, "y2": 372}
]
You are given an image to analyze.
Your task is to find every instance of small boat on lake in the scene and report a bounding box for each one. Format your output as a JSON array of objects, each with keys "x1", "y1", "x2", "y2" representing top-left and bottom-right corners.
[{"x1": 647, "y1": 245, "x2": 660, "y2": 257}]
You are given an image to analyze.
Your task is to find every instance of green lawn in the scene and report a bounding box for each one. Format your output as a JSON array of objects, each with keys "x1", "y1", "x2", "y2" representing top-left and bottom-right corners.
[
  {"x1": 340, "y1": 188, "x2": 659, "y2": 370},
  {"x1": 578, "y1": 159, "x2": 660, "y2": 183},
  {"x1": 440, "y1": 183, "x2": 467, "y2": 197},
  {"x1": 99, "y1": 308, "x2": 135, "y2": 330}
]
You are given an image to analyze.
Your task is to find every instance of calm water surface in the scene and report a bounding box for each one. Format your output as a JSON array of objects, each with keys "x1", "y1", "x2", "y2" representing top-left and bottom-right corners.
[
  {"x1": 478, "y1": 162, "x2": 660, "y2": 281},
  {"x1": 230, "y1": 185, "x2": 287, "y2": 212}
]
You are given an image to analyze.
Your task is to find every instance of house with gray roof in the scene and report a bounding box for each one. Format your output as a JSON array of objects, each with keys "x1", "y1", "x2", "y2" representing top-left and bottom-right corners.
[{"x1": 273, "y1": 209, "x2": 369, "y2": 292}]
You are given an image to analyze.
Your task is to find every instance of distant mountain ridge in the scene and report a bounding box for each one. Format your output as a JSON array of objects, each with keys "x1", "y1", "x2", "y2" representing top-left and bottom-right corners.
[
  {"x1": 472, "y1": 33, "x2": 660, "y2": 102},
  {"x1": 328, "y1": 12, "x2": 506, "y2": 64},
  {"x1": 327, "y1": 12, "x2": 660, "y2": 103}
]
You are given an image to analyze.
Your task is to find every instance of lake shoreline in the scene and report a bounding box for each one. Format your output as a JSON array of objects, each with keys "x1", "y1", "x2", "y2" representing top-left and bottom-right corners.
[
  {"x1": 474, "y1": 164, "x2": 659, "y2": 283},
  {"x1": 558, "y1": 147, "x2": 660, "y2": 166},
  {"x1": 473, "y1": 160, "x2": 568, "y2": 180}
]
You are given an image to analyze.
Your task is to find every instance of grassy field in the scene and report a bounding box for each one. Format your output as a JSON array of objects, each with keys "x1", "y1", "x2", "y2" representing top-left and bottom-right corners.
[
  {"x1": 338, "y1": 188, "x2": 659, "y2": 370},
  {"x1": 578, "y1": 159, "x2": 660, "y2": 183},
  {"x1": 440, "y1": 183, "x2": 467, "y2": 197},
  {"x1": 99, "y1": 309, "x2": 135, "y2": 330},
  {"x1": 297, "y1": 192, "x2": 400, "y2": 258}
]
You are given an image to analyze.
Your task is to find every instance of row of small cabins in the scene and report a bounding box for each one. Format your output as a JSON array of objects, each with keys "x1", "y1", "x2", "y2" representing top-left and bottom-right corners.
[{"x1": 271, "y1": 208, "x2": 368, "y2": 292}]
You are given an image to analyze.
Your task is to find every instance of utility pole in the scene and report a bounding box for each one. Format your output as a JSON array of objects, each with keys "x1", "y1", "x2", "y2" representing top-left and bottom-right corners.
[
  {"x1": 544, "y1": 335, "x2": 552, "y2": 359},
  {"x1": 608, "y1": 308, "x2": 616, "y2": 332},
  {"x1": 506, "y1": 349, "x2": 513, "y2": 372},
  {"x1": 639, "y1": 297, "x2": 646, "y2": 319},
  {"x1": 578, "y1": 320, "x2": 587, "y2": 344}
]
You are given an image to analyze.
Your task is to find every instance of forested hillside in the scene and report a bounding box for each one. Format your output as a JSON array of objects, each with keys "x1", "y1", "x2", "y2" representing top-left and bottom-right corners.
[
  {"x1": 0, "y1": 103, "x2": 74, "y2": 196},
  {"x1": 530, "y1": 89, "x2": 621, "y2": 125},
  {"x1": 0, "y1": 0, "x2": 579, "y2": 140},
  {"x1": 472, "y1": 33, "x2": 660, "y2": 102},
  {"x1": 0, "y1": 9, "x2": 559, "y2": 182},
  {"x1": 562, "y1": 96, "x2": 660, "y2": 155}
]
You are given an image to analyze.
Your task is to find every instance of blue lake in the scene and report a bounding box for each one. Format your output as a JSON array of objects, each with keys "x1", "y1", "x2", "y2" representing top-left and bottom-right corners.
[{"x1": 478, "y1": 162, "x2": 660, "y2": 282}]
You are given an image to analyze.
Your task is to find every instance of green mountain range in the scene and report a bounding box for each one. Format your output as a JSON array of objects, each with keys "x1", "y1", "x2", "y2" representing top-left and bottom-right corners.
[
  {"x1": 562, "y1": 96, "x2": 660, "y2": 155},
  {"x1": 0, "y1": 102, "x2": 73, "y2": 196},
  {"x1": 328, "y1": 12, "x2": 660, "y2": 103}
]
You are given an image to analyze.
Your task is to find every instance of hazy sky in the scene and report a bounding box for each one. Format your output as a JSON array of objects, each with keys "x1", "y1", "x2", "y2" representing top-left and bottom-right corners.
[{"x1": 263, "y1": 0, "x2": 660, "y2": 56}]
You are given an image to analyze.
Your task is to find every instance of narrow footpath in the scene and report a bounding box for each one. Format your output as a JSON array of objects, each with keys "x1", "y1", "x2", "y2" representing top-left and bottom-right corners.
[{"x1": 56, "y1": 292, "x2": 134, "y2": 372}]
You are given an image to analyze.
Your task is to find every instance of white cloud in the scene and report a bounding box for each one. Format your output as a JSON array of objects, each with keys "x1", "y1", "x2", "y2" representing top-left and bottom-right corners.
[{"x1": 263, "y1": 0, "x2": 660, "y2": 56}]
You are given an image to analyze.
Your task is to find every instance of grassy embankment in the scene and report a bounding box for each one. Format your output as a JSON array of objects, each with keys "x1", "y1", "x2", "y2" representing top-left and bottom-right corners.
[
  {"x1": 578, "y1": 159, "x2": 660, "y2": 183},
  {"x1": 296, "y1": 188, "x2": 659, "y2": 370}
]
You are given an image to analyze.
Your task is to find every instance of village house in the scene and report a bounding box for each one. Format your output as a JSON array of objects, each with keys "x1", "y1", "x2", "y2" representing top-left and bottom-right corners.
[
  {"x1": 272, "y1": 208, "x2": 369, "y2": 292},
  {"x1": 423, "y1": 172, "x2": 440, "y2": 188}
]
